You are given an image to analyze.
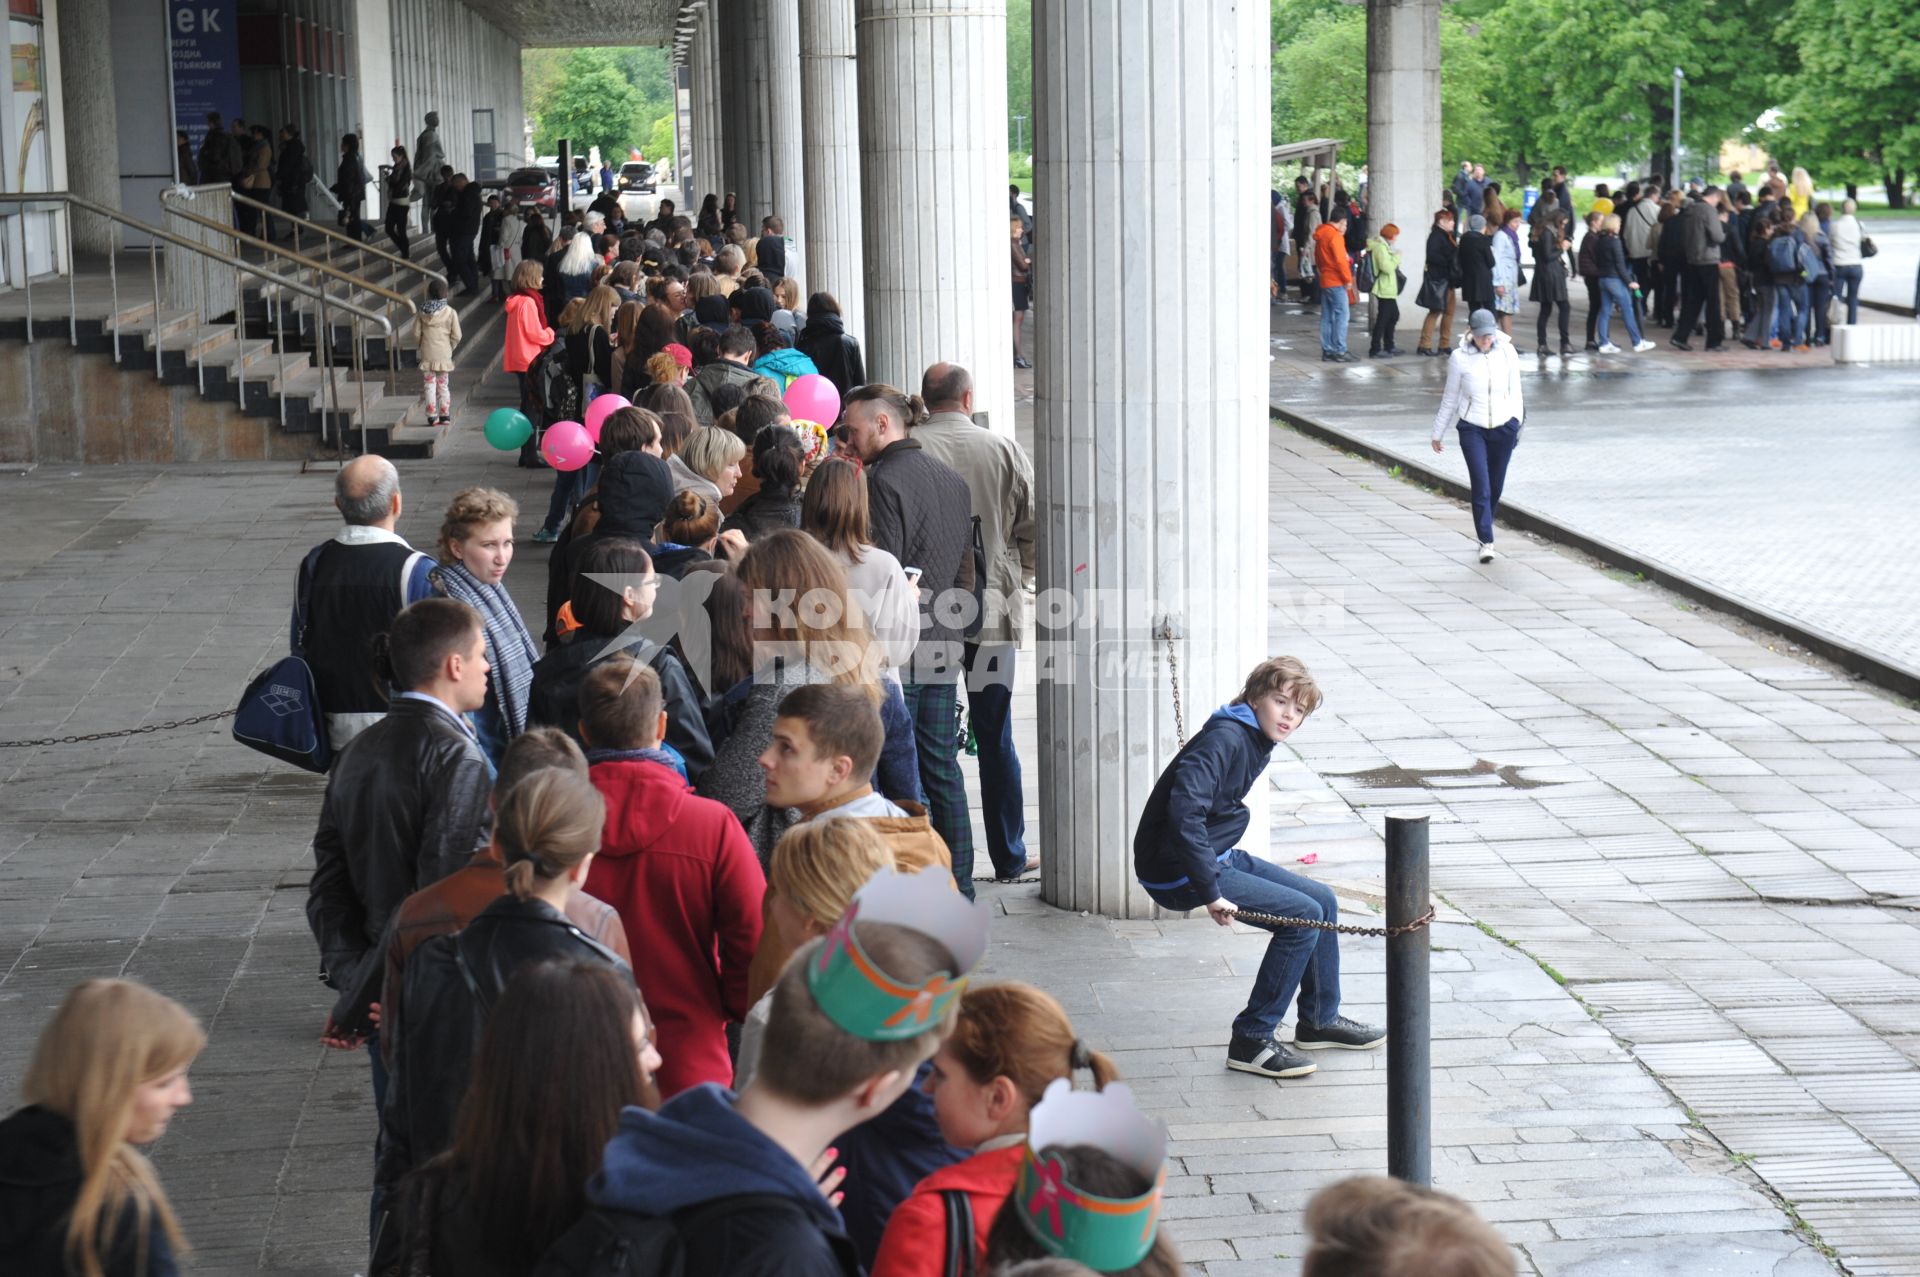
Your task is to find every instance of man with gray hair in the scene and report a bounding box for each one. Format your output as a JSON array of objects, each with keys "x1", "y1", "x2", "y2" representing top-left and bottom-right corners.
[{"x1": 302, "y1": 455, "x2": 436, "y2": 753}]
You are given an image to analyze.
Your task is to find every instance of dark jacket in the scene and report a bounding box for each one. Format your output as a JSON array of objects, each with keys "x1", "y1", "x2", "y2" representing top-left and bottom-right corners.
[
  {"x1": 1456, "y1": 231, "x2": 1496, "y2": 309},
  {"x1": 756, "y1": 233, "x2": 787, "y2": 279},
  {"x1": 276, "y1": 137, "x2": 308, "y2": 197},
  {"x1": 720, "y1": 487, "x2": 803, "y2": 542},
  {"x1": 1678, "y1": 198, "x2": 1726, "y2": 267},
  {"x1": 385, "y1": 161, "x2": 413, "y2": 206},
  {"x1": 795, "y1": 311, "x2": 866, "y2": 396},
  {"x1": 583, "y1": 1083, "x2": 863, "y2": 1277},
  {"x1": 377, "y1": 894, "x2": 627, "y2": 1244},
  {"x1": 1529, "y1": 231, "x2": 1569, "y2": 305},
  {"x1": 1576, "y1": 228, "x2": 1601, "y2": 282},
  {"x1": 687, "y1": 358, "x2": 779, "y2": 427},
  {"x1": 334, "y1": 151, "x2": 368, "y2": 206},
  {"x1": 546, "y1": 451, "x2": 676, "y2": 647},
  {"x1": 864, "y1": 438, "x2": 975, "y2": 680},
  {"x1": 0, "y1": 1106, "x2": 180, "y2": 1277},
  {"x1": 564, "y1": 323, "x2": 613, "y2": 388},
  {"x1": 393, "y1": 1161, "x2": 515, "y2": 1277},
  {"x1": 833, "y1": 1064, "x2": 965, "y2": 1268},
  {"x1": 450, "y1": 182, "x2": 484, "y2": 239},
  {"x1": 1424, "y1": 227, "x2": 1458, "y2": 285},
  {"x1": 176, "y1": 140, "x2": 199, "y2": 186},
  {"x1": 1133, "y1": 703, "x2": 1276, "y2": 902},
  {"x1": 306, "y1": 696, "x2": 493, "y2": 1029},
  {"x1": 1595, "y1": 232, "x2": 1634, "y2": 286},
  {"x1": 198, "y1": 129, "x2": 241, "y2": 185},
  {"x1": 528, "y1": 632, "x2": 714, "y2": 783}
]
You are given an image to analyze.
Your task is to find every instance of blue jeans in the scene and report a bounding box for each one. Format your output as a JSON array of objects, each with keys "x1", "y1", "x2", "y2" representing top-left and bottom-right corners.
[
  {"x1": 1319, "y1": 286, "x2": 1350, "y2": 355},
  {"x1": 1143, "y1": 850, "x2": 1341, "y2": 1042},
  {"x1": 1808, "y1": 277, "x2": 1833, "y2": 343},
  {"x1": 1775, "y1": 282, "x2": 1808, "y2": 346},
  {"x1": 1457, "y1": 418, "x2": 1521, "y2": 545},
  {"x1": 964, "y1": 643, "x2": 1026, "y2": 877},
  {"x1": 542, "y1": 457, "x2": 598, "y2": 534},
  {"x1": 1597, "y1": 277, "x2": 1643, "y2": 347},
  {"x1": 902, "y1": 680, "x2": 975, "y2": 899},
  {"x1": 1835, "y1": 264, "x2": 1863, "y2": 326}
]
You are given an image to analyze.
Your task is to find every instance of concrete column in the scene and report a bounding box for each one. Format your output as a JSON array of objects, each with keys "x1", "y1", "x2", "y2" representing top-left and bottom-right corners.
[
  {"x1": 855, "y1": 0, "x2": 1012, "y2": 431},
  {"x1": 730, "y1": 0, "x2": 775, "y2": 224},
  {"x1": 1366, "y1": 0, "x2": 1442, "y2": 256},
  {"x1": 57, "y1": 0, "x2": 118, "y2": 252},
  {"x1": 799, "y1": 0, "x2": 862, "y2": 338},
  {"x1": 764, "y1": 0, "x2": 806, "y2": 281},
  {"x1": 1033, "y1": 0, "x2": 1271, "y2": 918},
  {"x1": 720, "y1": 0, "x2": 752, "y2": 213},
  {"x1": 688, "y1": 3, "x2": 723, "y2": 199}
]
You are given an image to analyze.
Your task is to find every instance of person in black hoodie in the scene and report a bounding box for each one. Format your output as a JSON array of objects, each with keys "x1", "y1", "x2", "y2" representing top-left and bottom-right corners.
[
  {"x1": 375, "y1": 768, "x2": 628, "y2": 1268},
  {"x1": 795, "y1": 291, "x2": 866, "y2": 396},
  {"x1": 1133, "y1": 657, "x2": 1383, "y2": 1081},
  {"x1": 563, "y1": 887, "x2": 976, "y2": 1277},
  {"x1": 333, "y1": 132, "x2": 371, "y2": 242},
  {"x1": 529, "y1": 536, "x2": 715, "y2": 782},
  {"x1": 0, "y1": 979, "x2": 203, "y2": 1277},
  {"x1": 544, "y1": 446, "x2": 682, "y2": 647},
  {"x1": 445, "y1": 173, "x2": 484, "y2": 295},
  {"x1": 1415, "y1": 209, "x2": 1459, "y2": 355}
]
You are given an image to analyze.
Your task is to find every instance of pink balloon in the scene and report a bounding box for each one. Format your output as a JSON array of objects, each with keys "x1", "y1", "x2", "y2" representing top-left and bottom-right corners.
[
  {"x1": 783, "y1": 374, "x2": 841, "y2": 426},
  {"x1": 583, "y1": 393, "x2": 630, "y2": 441},
  {"x1": 541, "y1": 420, "x2": 594, "y2": 472}
]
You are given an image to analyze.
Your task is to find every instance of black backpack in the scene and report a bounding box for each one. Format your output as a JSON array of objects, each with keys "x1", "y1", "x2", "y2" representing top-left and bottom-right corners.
[
  {"x1": 531, "y1": 1195, "x2": 807, "y2": 1277},
  {"x1": 533, "y1": 346, "x2": 579, "y2": 425}
]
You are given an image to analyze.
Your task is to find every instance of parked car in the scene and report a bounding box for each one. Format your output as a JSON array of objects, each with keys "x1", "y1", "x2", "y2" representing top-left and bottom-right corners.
[
  {"x1": 618, "y1": 161, "x2": 655, "y2": 194},
  {"x1": 503, "y1": 166, "x2": 556, "y2": 210}
]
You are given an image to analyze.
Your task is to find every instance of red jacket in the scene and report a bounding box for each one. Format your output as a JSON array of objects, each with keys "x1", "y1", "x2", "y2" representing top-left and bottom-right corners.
[
  {"x1": 503, "y1": 289, "x2": 553, "y2": 374},
  {"x1": 1313, "y1": 221, "x2": 1354, "y2": 287},
  {"x1": 586, "y1": 757, "x2": 765, "y2": 1098},
  {"x1": 870, "y1": 1143, "x2": 1024, "y2": 1277}
]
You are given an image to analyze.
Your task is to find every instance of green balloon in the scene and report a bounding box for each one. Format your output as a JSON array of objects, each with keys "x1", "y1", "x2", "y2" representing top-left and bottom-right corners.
[{"x1": 484, "y1": 408, "x2": 533, "y2": 450}]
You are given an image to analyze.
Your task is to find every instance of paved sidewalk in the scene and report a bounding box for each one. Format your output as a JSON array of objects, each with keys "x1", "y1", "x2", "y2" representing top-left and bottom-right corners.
[
  {"x1": 1268, "y1": 298, "x2": 1920, "y2": 686},
  {"x1": 2, "y1": 394, "x2": 1914, "y2": 1272}
]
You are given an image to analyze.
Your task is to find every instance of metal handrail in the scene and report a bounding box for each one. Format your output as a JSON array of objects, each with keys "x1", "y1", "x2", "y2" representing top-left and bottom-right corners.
[
  {"x1": 160, "y1": 191, "x2": 415, "y2": 396},
  {"x1": 0, "y1": 190, "x2": 392, "y2": 457},
  {"x1": 225, "y1": 187, "x2": 447, "y2": 291}
]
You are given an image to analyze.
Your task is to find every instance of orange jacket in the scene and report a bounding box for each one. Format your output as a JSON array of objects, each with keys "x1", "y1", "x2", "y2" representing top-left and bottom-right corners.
[
  {"x1": 502, "y1": 289, "x2": 553, "y2": 373},
  {"x1": 870, "y1": 1143, "x2": 1025, "y2": 1277},
  {"x1": 1313, "y1": 221, "x2": 1353, "y2": 287}
]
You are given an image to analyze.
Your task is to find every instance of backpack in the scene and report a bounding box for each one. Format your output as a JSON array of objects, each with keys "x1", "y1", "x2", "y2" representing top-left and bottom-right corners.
[
  {"x1": 231, "y1": 544, "x2": 331, "y2": 772},
  {"x1": 1798, "y1": 238, "x2": 1827, "y2": 283},
  {"x1": 941, "y1": 1189, "x2": 979, "y2": 1277},
  {"x1": 533, "y1": 346, "x2": 579, "y2": 425},
  {"x1": 531, "y1": 1194, "x2": 810, "y2": 1277},
  {"x1": 1767, "y1": 234, "x2": 1798, "y2": 276},
  {"x1": 1354, "y1": 247, "x2": 1377, "y2": 294}
]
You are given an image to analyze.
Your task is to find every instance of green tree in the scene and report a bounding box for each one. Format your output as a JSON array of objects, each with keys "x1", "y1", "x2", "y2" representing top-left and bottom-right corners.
[
  {"x1": 1763, "y1": 0, "x2": 1920, "y2": 206},
  {"x1": 1007, "y1": 0, "x2": 1031, "y2": 156},
  {"x1": 1269, "y1": 9, "x2": 1500, "y2": 172},
  {"x1": 1470, "y1": 0, "x2": 1791, "y2": 183},
  {"x1": 524, "y1": 46, "x2": 673, "y2": 159}
]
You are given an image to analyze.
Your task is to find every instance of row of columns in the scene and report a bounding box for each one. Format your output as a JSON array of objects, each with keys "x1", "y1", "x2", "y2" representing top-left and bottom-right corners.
[{"x1": 672, "y1": 0, "x2": 1282, "y2": 917}]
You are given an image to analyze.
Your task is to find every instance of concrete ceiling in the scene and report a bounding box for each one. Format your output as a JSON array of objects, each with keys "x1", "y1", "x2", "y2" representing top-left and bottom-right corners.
[{"x1": 462, "y1": 0, "x2": 682, "y2": 49}]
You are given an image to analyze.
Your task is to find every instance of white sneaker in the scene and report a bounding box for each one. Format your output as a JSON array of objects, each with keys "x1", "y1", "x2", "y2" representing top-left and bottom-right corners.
[
  {"x1": 1633, "y1": 339, "x2": 1657, "y2": 352},
  {"x1": 1597, "y1": 342, "x2": 1622, "y2": 354},
  {"x1": 1478, "y1": 544, "x2": 1497, "y2": 563}
]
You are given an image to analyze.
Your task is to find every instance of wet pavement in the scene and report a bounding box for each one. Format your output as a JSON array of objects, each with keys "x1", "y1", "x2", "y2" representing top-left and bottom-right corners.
[{"x1": 1268, "y1": 298, "x2": 1920, "y2": 684}]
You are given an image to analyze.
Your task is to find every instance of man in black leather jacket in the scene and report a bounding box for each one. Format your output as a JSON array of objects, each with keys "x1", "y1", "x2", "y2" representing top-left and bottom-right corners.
[{"x1": 306, "y1": 598, "x2": 494, "y2": 1062}]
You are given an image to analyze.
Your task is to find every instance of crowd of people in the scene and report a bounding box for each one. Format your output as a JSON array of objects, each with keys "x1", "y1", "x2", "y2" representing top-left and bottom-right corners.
[{"x1": 1276, "y1": 157, "x2": 1880, "y2": 361}]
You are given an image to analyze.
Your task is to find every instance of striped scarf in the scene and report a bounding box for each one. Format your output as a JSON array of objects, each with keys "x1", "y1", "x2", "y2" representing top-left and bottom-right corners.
[{"x1": 433, "y1": 561, "x2": 539, "y2": 737}]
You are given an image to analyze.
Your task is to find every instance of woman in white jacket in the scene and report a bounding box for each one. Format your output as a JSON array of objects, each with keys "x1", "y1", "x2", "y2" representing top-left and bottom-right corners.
[{"x1": 1432, "y1": 308, "x2": 1524, "y2": 563}]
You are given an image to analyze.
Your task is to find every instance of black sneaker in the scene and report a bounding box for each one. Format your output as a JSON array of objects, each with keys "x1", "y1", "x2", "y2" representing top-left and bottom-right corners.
[
  {"x1": 1226, "y1": 1035, "x2": 1316, "y2": 1078},
  {"x1": 1293, "y1": 1016, "x2": 1388, "y2": 1051}
]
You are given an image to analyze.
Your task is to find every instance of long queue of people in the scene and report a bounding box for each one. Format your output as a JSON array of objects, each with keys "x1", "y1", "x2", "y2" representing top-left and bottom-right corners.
[{"x1": 1279, "y1": 160, "x2": 1877, "y2": 362}]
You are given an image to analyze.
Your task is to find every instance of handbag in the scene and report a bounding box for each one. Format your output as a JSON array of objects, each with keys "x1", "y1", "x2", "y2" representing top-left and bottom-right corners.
[
  {"x1": 232, "y1": 544, "x2": 331, "y2": 773},
  {"x1": 941, "y1": 1188, "x2": 978, "y2": 1277},
  {"x1": 1416, "y1": 273, "x2": 1447, "y2": 310},
  {"x1": 1861, "y1": 236, "x2": 1878, "y2": 259},
  {"x1": 962, "y1": 515, "x2": 988, "y2": 641}
]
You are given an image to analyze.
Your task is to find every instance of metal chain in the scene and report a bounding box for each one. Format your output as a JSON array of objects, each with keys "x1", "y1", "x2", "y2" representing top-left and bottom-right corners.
[
  {"x1": 1234, "y1": 904, "x2": 1437, "y2": 938},
  {"x1": 1161, "y1": 622, "x2": 1186, "y2": 747},
  {"x1": 0, "y1": 708, "x2": 237, "y2": 749}
]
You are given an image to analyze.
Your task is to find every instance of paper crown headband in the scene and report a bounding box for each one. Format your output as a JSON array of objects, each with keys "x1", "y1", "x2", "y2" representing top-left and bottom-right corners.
[
  {"x1": 806, "y1": 865, "x2": 992, "y2": 1042},
  {"x1": 1014, "y1": 1079, "x2": 1170, "y2": 1272}
]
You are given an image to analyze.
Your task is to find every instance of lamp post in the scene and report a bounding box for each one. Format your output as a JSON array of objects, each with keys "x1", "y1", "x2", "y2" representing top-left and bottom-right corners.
[{"x1": 1672, "y1": 67, "x2": 1685, "y2": 183}]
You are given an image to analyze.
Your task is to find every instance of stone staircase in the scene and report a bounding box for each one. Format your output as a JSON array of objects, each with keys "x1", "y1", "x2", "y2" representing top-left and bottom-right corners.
[{"x1": 0, "y1": 237, "x2": 497, "y2": 466}]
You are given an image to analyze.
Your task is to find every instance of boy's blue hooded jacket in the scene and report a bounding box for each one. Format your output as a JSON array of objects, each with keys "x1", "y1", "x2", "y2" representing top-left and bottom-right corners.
[
  {"x1": 587, "y1": 1082, "x2": 860, "y2": 1276},
  {"x1": 1132, "y1": 703, "x2": 1276, "y2": 901}
]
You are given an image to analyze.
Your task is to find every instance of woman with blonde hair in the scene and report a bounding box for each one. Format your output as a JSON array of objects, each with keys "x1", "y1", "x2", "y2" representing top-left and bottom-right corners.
[
  {"x1": 673, "y1": 423, "x2": 747, "y2": 504},
  {"x1": 697, "y1": 529, "x2": 921, "y2": 823},
  {"x1": 433, "y1": 487, "x2": 539, "y2": 765},
  {"x1": 1788, "y1": 166, "x2": 1814, "y2": 221},
  {"x1": 1, "y1": 979, "x2": 204, "y2": 1277},
  {"x1": 874, "y1": 983, "x2": 1122, "y2": 1277}
]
